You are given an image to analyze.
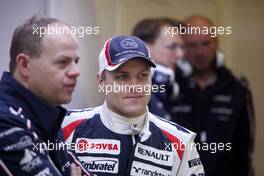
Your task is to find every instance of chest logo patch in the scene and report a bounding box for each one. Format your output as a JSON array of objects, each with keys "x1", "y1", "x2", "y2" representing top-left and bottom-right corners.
[
  {"x1": 134, "y1": 143, "x2": 174, "y2": 166},
  {"x1": 75, "y1": 138, "x2": 120, "y2": 155}
]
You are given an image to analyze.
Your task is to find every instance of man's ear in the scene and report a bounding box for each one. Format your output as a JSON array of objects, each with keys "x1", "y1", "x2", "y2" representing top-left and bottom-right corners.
[
  {"x1": 15, "y1": 53, "x2": 31, "y2": 77},
  {"x1": 146, "y1": 43, "x2": 152, "y2": 51},
  {"x1": 146, "y1": 43, "x2": 154, "y2": 57},
  {"x1": 97, "y1": 73, "x2": 105, "y2": 84}
]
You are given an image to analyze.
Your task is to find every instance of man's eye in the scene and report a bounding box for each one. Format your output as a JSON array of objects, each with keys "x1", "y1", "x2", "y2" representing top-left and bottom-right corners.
[
  {"x1": 116, "y1": 75, "x2": 127, "y2": 80},
  {"x1": 75, "y1": 58, "x2": 80, "y2": 64},
  {"x1": 202, "y1": 41, "x2": 210, "y2": 47},
  {"x1": 187, "y1": 42, "x2": 197, "y2": 49},
  {"x1": 58, "y1": 60, "x2": 67, "y2": 65},
  {"x1": 55, "y1": 59, "x2": 70, "y2": 68},
  {"x1": 165, "y1": 43, "x2": 178, "y2": 50},
  {"x1": 139, "y1": 72, "x2": 149, "y2": 78}
]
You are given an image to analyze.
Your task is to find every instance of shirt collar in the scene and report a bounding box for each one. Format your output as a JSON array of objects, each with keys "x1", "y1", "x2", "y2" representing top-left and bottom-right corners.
[{"x1": 100, "y1": 101, "x2": 151, "y2": 142}]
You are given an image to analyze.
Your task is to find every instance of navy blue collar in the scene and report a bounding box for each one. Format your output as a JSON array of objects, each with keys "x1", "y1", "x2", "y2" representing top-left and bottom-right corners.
[{"x1": 0, "y1": 72, "x2": 66, "y2": 141}]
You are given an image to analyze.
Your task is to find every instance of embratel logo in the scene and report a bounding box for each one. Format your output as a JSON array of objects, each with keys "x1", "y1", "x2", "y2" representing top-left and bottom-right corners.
[
  {"x1": 79, "y1": 156, "x2": 119, "y2": 174},
  {"x1": 120, "y1": 39, "x2": 138, "y2": 49},
  {"x1": 75, "y1": 138, "x2": 120, "y2": 155}
]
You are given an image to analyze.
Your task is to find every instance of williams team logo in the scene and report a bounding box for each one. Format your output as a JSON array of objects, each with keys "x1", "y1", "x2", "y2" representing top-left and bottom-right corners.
[{"x1": 120, "y1": 38, "x2": 138, "y2": 49}]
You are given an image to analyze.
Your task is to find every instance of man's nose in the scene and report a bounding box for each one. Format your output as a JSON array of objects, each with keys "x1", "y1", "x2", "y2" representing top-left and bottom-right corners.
[
  {"x1": 67, "y1": 63, "x2": 80, "y2": 78},
  {"x1": 129, "y1": 77, "x2": 139, "y2": 85},
  {"x1": 195, "y1": 44, "x2": 204, "y2": 56},
  {"x1": 127, "y1": 78, "x2": 139, "y2": 92},
  {"x1": 174, "y1": 47, "x2": 184, "y2": 60}
]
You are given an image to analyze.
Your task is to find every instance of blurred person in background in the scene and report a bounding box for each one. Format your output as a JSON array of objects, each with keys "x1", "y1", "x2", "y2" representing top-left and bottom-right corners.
[
  {"x1": 169, "y1": 15, "x2": 255, "y2": 176},
  {"x1": 132, "y1": 17, "x2": 185, "y2": 120}
]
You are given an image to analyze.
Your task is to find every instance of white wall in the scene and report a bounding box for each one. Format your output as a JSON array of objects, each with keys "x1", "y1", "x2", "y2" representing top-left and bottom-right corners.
[
  {"x1": 0, "y1": 0, "x2": 47, "y2": 75},
  {"x1": 231, "y1": 2, "x2": 264, "y2": 175},
  {"x1": 46, "y1": 0, "x2": 104, "y2": 108}
]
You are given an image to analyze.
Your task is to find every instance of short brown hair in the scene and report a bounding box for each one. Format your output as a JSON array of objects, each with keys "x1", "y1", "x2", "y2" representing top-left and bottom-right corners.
[
  {"x1": 9, "y1": 15, "x2": 62, "y2": 73},
  {"x1": 132, "y1": 17, "x2": 185, "y2": 44}
]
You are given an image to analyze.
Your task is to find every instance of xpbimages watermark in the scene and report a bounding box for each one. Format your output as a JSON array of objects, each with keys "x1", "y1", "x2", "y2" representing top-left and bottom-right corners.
[
  {"x1": 98, "y1": 82, "x2": 166, "y2": 95},
  {"x1": 164, "y1": 24, "x2": 232, "y2": 38},
  {"x1": 165, "y1": 142, "x2": 232, "y2": 154},
  {"x1": 32, "y1": 140, "x2": 232, "y2": 154},
  {"x1": 32, "y1": 23, "x2": 100, "y2": 38}
]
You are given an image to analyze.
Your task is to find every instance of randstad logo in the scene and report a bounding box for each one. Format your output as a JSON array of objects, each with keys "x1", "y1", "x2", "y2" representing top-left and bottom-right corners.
[{"x1": 120, "y1": 39, "x2": 138, "y2": 49}]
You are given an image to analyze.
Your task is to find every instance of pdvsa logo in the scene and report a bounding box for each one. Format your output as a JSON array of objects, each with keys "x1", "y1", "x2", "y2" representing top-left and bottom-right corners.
[
  {"x1": 76, "y1": 139, "x2": 89, "y2": 152},
  {"x1": 76, "y1": 138, "x2": 120, "y2": 155},
  {"x1": 120, "y1": 39, "x2": 138, "y2": 49}
]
